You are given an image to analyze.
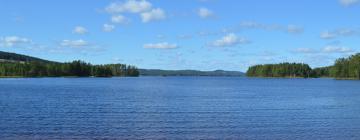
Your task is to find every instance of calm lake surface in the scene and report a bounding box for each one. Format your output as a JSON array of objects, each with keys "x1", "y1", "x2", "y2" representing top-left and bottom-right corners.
[{"x1": 1, "y1": 77, "x2": 360, "y2": 139}]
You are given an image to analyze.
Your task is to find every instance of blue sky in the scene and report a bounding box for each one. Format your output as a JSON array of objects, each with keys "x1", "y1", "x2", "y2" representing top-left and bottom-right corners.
[{"x1": 0, "y1": 0, "x2": 359, "y2": 71}]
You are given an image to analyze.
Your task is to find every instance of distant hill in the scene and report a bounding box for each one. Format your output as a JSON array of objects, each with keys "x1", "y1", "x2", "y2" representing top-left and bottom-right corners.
[
  {"x1": 0, "y1": 51, "x2": 243, "y2": 77},
  {"x1": 0, "y1": 51, "x2": 53, "y2": 63},
  {"x1": 139, "y1": 69, "x2": 245, "y2": 77},
  {"x1": 0, "y1": 51, "x2": 139, "y2": 77}
]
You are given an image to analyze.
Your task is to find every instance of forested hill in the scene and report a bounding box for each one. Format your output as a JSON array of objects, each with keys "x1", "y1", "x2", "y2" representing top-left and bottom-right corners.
[
  {"x1": 0, "y1": 51, "x2": 139, "y2": 77},
  {"x1": 0, "y1": 51, "x2": 52, "y2": 63},
  {"x1": 139, "y1": 69, "x2": 244, "y2": 77}
]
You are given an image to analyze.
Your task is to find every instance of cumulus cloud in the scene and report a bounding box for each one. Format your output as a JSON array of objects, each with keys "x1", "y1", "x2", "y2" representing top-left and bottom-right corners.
[
  {"x1": 60, "y1": 39, "x2": 89, "y2": 48},
  {"x1": 240, "y1": 21, "x2": 281, "y2": 30},
  {"x1": 337, "y1": 28, "x2": 358, "y2": 36},
  {"x1": 210, "y1": 33, "x2": 249, "y2": 47},
  {"x1": 111, "y1": 15, "x2": 129, "y2": 24},
  {"x1": 143, "y1": 42, "x2": 178, "y2": 49},
  {"x1": 73, "y1": 26, "x2": 88, "y2": 34},
  {"x1": 105, "y1": 0, "x2": 166, "y2": 23},
  {"x1": 322, "y1": 46, "x2": 354, "y2": 53},
  {"x1": 339, "y1": 0, "x2": 359, "y2": 6},
  {"x1": 287, "y1": 25, "x2": 304, "y2": 34},
  {"x1": 178, "y1": 34, "x2": 193, "y2": 39},
  {"x1": 198, "y1": 7, "x2": 214, "y2": 18},
  {"x1": 294, "y1": 46, "x2": 354, "y2": 54},
  {"x1": 103, "y1": 24, "x2": 115, "y2": 32},
  {"x1": 105, "y1": 0, "x2": 152, "y2": 13},
  {"x1": 320, "y1": 31, "x2": 337, "y2": 39},
  {"x1": 0, "y1": 36, "x2": 103, "y2": 55},
  {"x1": 140, "y1": 8, "x2": 166, "y2": 23},
  {"x1": 0, "y1": 36, "x2": 32, "y2": 47},
  {"x1": 320, "y1": 28, "x2": 359, "y2": 39},
  {"x1": 239, "y1": 21, "x2": 303, "y2": 34},
  {"x1": 294, "y1": 48, "x2": 318, "y2": 54}
]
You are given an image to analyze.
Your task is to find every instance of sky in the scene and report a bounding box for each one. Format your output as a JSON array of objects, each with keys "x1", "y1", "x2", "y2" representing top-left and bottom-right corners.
[{"x1": 0, "y1": 0, "x2": 359, "y2": 72}]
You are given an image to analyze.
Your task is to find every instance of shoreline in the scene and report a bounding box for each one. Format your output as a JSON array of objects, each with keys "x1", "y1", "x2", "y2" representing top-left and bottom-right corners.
[
  {"x1": 1, "y1": 76, "x2": 359, "y2": 80},
  {"x1": 0, "y1": 76, "x2": 137, "y2": 78}
]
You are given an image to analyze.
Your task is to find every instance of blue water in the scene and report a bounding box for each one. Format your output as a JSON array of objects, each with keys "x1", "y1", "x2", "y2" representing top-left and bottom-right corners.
[{"x1": 1, "y1": 77, "x2": 360, "y2": 139}]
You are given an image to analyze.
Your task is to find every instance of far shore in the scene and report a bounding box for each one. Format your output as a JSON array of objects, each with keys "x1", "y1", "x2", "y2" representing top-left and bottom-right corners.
[{"x1": 1, "y1": 76, "x2": 359, "y2": 80}]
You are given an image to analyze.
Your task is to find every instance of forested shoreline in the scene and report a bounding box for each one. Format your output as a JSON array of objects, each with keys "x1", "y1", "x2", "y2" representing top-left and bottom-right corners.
[
  {"x1": 246, "y1": 63, "x2": 313, "y2": 78},
  {"x1": 0, "y1": 60, "x2": 139, "y2": 77},
  {"x1": 246, "y1": 53, "x2": 360, "y2": 79},
  {"x1": 0, "y1": 51, "x2": 139, "y2": 77},
  {"x1": 2, "y1": 51, "x2": 360, "y2": 79},
  {"x1": 331, "y1": 54, "x2": 360, "y2": 79}
]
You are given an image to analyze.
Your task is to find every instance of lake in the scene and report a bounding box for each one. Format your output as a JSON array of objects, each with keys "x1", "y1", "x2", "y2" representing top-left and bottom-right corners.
[{"x1": 1, "y1": 77, "x2": 360, "y2": 139}]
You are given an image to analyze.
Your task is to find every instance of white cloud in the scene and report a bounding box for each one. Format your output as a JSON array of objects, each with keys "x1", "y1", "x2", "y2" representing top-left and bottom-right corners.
[
  {"x1": 320, "y1": 29, "x2": 358, "y2": 39},
  {"x1": 105, "y1": 0, "x2": 166, "y2": 24},
  {"x1": 60, "y1": 39, "x2": 89, "y2": 48},
  {"x1": 240, "y1": 21, "x2": 281, "y2": 30},
  {"x1": 294, "y1": 48, "x2": 318, "y2": 54},
  {"x1": 103, "y1": 24, "x2": 115, "y2": 32},
  {"x1": 320, "y1": 31, "x2": 337, "y2": 39},
  {"x1": 178, "y1": 34, "x2": 193, "y2": 39},
  {"x1": 322, "y1": 46, "x2": 354, "y2": 53},
  {"x1": 294, "y1": 45, "x2": 355, "y2": 54},
  {"x1": 111, "y1": 15, "x2": 129, "y2": 24},
  {"x1": 287, "y1": 25, "x2": 304, "y2": 34},
  {"x1": 210, "y1": 33, "x2": 249, "y2": 47},
  {"x1": 337, "y1": 28, "x2": 357, "y2": 36},
  {"x1": 73, "y1": 26, "x2": 88, "y2": 34},
  {"x1": 0, "y1": 36, "x2": 32, "y2": 47},
  {"x1": 143, "y1": 42, "x2": 178, "y2": 49},
  {"x1": 198, "y1": 7, "x2": 213, "y2": 18},
  {"x1": 105, "y1": 0, "x2": 152, "y2": 13},
  {"x1": 140, "y1": 8, "x2": 166, "y2": 23},
  {"x1": 0, "y1": 36, "x2": 103, "y2": 55},
  {"x1": 339, "y1": 0, "x2": 359, "y2": 6},
  {"x1": 239, "y1": 21, "x2": 303, "y2": 34}
]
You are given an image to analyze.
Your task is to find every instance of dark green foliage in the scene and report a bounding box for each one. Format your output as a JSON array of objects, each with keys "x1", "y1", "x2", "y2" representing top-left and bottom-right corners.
[
  {"x1": 330, "y1": 53, "x2": 360, "y2": 79},
  {"x1": 0, "y1": 60, "x2": 139, "y2": 77},
  {"x1": 246, "y1": 63, "x2": 312, "y2": 78},
  {"x1": 246, "y1": 54, "x2": 360, "y2": 79},
  {"x1": 311, "y1": 66, "x2": 332, "y2": 78},
  {"x1": 0, "y1": 51, "x2": 52, "y2": 63},
  {"x1": 0, "y1": 51, "x2": 139, "y2": 77}
]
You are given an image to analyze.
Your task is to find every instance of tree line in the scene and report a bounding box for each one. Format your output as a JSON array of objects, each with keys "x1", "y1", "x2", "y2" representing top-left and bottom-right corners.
[
  {"x1": 330, "y1": 53, "x2": 360, "y2": 79},
  {"x1": 246, "y1": 63, "x2": 312, "y2": 78},
  {"x1": 246, "y1": 53, "x2": 360, "y2": 79},
  {"x1": 0, "y1": 60, "x2": 139, "y2": 77}
]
